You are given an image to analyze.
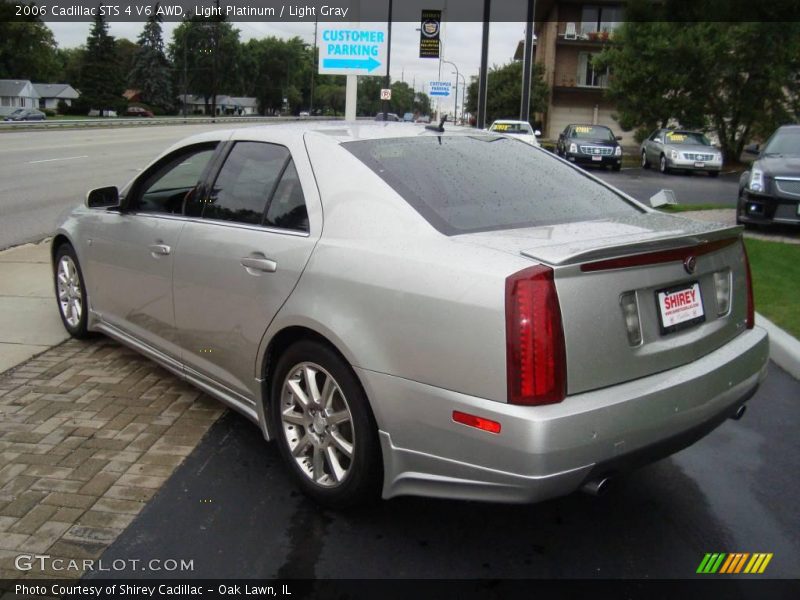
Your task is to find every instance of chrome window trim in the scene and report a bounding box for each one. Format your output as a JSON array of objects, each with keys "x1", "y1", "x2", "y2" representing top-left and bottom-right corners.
[{"x1": 119, "y1": 211, "x2": 311, "y2": 238}]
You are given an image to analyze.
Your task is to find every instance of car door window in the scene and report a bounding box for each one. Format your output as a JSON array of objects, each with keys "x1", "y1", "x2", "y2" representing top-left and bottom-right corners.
[
  {"x1": 203, "y1": 142, "x2": 289, "y2": 225},
  {"x1": 264, "y1": 160, "x2": 309, "y2": 232},
  {"x1": 131, "y1": 144, "x2": 217, "y2": 214}
]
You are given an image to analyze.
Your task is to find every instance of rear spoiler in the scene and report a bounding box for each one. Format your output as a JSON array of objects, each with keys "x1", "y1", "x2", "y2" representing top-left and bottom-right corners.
[{"x1": 521, "y1": 225, "x2": 743, "y2": 268}]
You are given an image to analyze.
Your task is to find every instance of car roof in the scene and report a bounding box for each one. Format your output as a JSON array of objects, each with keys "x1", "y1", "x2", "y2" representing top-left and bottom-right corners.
[
  {"x1": 569, "y1": 123, "x2": 611, "y2": 128},
  {"x1": 177, "y1": 121, "x2": 490, "y2": 147},
  {"x1": 492, "y1": 120, "x2": 528, "y2": 125}
]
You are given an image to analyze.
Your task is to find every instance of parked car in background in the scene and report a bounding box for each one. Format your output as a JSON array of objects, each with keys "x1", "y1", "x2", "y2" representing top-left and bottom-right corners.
[
  {"x1": 52, "y1": 123, "x2": 767, "y2": 508},
  {"x1": 125, "y1": 106, "x2": 154, "y2": 118},
  {"x1": 488, "y1": 120, "x2": 541, "y2": 147},
  {"x1": 415, "y1": 115, "x2": 431, "y2": 124},
  {"x1": 3, "y1": 108, "x2": 46, "y2": 121},
  {"x1": 374, "y1": 112, "x2": 401, "y2": 122},
  {"x1": 641, "y1": 129, "x2": 722, "y2": 176},
  {"x1": 556, "y1": 124, "x2": 622, "y2": 170},
  {"x1": 737, "y1": 124, "x2": 800, "y2": 228},
  {"x1": 299, "y1": 111, "x2": 311, "y2": 117},
  {"x1": 403, "y1": 112, "x2": 414, "y2": 122}
]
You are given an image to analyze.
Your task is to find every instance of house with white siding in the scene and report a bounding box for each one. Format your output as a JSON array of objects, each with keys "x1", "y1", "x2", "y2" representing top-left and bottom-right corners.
[{"x1": 0, "y1": 80, "x2": 39, "y2": 116}]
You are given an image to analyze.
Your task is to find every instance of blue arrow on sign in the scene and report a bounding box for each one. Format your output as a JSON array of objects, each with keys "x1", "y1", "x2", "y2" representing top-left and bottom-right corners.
[{"x1": 322, "y1": 56, "x2": 382, "y2": 73}]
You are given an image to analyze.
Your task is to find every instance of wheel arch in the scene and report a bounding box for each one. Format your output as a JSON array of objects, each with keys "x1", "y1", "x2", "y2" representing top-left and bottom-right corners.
[{"x1": 257, "y1": 324, "x2": 374, "y2": 441}]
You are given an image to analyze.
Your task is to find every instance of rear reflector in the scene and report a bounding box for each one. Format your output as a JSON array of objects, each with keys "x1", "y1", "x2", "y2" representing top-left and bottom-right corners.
[
  {"x1": 742, "y1": 242, "x2": 755, "y2": 329},
  {"x1": 580, "y1": 237, "x2": 738, "y2": 272},
  {"x1": 452, "y1": 411, "x2": 501, "y2": 434},
  {"x1": 505, "y1": 265, "x2": 567, "y2": 405}
]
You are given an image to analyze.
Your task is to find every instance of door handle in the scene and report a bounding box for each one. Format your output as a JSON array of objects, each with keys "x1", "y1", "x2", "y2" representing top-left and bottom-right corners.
[
  {"x1": 148, "y1": 243, "x2": 171, "y2": 256},
  {"x1": 240, "y1": 257, "x2": 277, "y2": 273}
]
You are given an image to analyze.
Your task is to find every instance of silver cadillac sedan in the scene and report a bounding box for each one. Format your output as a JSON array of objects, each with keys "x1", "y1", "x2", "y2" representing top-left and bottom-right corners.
[
  {"x1": 641, "y1": 128, "x2": 723, "y2": 176},
  {"x1": 52, "y1": 123, "x2": 768, "y2": 507}
]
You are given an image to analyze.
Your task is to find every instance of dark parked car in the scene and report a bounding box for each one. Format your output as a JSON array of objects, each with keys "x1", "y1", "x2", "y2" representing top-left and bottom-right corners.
[
  {"x1": 125, "y1": 106, "x2": 155, "y2": 118},
  {"x1": 374, "y1": 112, "x2": 401, "y2": 122},
  {"x1": 737, "y1": 124, "x2": 800, "y2": 228},
  {"x1": 3, "y1": 108, "x2": 46, "y2": 121},
  {"x1": 556, "y1": 124, "x2": 622, "y2": 171}
]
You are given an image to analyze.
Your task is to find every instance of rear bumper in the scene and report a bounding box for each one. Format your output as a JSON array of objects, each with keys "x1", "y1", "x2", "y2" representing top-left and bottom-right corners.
[
  {"x1": 358, "y1": 327, "x2": 769, "y2": 503},
  {"x1": 738, "y1": 190, "x2": 800, "y2": 226}
]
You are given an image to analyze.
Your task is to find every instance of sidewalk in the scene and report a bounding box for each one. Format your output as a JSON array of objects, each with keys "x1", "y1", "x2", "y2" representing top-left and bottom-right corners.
[{"x1": 0, "y1": 241, "x2": 68, "y2": 374}]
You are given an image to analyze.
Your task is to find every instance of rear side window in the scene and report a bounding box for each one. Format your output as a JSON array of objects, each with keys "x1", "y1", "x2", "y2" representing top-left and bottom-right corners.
[
  {"x1": 344, "y1": 136, "x2": 642, "y2": 235},
  {"x1": 203, "y1": 142, "x2": 289, "y2": 225},
  {"x1": 265, "y1": 160, "x2": 309, "y2": 232}
]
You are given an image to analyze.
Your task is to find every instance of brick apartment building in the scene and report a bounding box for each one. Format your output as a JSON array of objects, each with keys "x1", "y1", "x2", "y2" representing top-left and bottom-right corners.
[{"x1": 533, "y1": 0, "x2": 633, "y2": 143}]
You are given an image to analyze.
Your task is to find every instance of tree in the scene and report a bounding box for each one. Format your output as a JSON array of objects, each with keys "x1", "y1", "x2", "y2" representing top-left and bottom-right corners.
[
  {"x1": 593, "y1": 0, "x2": 800, "y2": 157},
  {"x1": 80, "y1": 11, "x2": 124, "y2": 112},
  {"x1": 465, "y1": 61, "x2": 549, "y2": 125},
  {"x1": 0, "y1": 2, "x2": 60, "y2": 81},
  {"x1": 170, "y1": 14, "x2": 241, "y2": 116},
  {"x1": 129, "y1": 4, "x2": 174, "y2": 112}
]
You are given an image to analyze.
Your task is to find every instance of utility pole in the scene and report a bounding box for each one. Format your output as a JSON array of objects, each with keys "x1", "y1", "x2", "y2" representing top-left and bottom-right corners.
[
  {"x1": 382, "y1": 0, "x2": 393, "y2": 121},
  {"x1": 520, "y1": 0, "x2": 535, "y2": 123},
  {"x1": 477, "y1": 0, "x2": 491, "y2": 129}
]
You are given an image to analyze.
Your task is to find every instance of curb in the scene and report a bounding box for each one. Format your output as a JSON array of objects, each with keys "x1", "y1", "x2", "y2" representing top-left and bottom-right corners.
[{"x1": 756, "y1": 313, "x2": 800, "y2": 380}]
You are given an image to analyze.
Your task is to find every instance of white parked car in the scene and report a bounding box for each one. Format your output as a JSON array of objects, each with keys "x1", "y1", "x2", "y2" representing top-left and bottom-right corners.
[{"x1": 488, "y1": 119, "x2": 541, "y2": 146}]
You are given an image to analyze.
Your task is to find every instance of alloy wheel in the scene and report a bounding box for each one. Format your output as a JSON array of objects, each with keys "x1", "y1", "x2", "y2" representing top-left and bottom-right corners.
[
  {"x1": 280, "y1": 362, "x2": 355, "y2": 487},
  {"x1": 56, "y1": 255, "x2": 82, "y2": 328}
]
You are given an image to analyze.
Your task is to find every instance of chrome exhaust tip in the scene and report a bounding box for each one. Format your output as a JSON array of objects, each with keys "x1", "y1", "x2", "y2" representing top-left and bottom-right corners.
[
  {"x1": 581, "y1": 477, "x2": 610, "y2": 496},
  {"x1": 731, "y1": 405, "x2": 747, "y2": 420}
]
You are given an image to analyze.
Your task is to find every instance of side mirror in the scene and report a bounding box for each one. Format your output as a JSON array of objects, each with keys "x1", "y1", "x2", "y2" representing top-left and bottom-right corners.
[
  {"x1": 744, "y1": 143, "x2": 760, "y2": 155},
  {"x1": 86, "y1": 186, "x2": 120, "y2": 209},
  {"x1": 654, "y1": 138, "x2": 663, "y2": 144},
  {"x1": 534, "y1": 129, "x2": 542, "y2": 137},
  {"x1": 615, "y1": 135, "x2": 623, "y2": 141}
]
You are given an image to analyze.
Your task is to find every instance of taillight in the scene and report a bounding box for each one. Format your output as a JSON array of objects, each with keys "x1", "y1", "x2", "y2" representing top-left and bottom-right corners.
[
  {"x1": 505, "y1": 265, "x2": 566, "y2": 405},
  {"x1": 742, "y1": 241, "x2": 755, "y2": 329}
]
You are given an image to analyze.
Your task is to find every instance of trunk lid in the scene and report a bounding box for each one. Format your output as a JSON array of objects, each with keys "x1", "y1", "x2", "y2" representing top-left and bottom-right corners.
[{"x1": 457, "y1": 213, "x2": 749, "y2": 395}]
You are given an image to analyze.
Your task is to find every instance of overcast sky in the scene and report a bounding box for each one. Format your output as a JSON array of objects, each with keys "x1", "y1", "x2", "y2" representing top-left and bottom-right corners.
[{"x1": 48, "y1": 20, "x2": 527, "y2": 100}]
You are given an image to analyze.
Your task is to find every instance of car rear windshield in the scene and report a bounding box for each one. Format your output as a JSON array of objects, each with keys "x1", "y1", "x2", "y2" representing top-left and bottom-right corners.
[
  {"x1": 570, "y1": 125, "x2": 614, "y2": 141},
  {"x1": 344, "y1": 135, "x2": 643, "y2": 235},
  {"x1": 491, "y1": 122, "x2": 531, "y2": 134}
]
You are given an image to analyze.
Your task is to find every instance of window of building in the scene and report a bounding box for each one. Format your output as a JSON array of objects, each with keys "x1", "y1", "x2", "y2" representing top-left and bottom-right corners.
[
  {"x1": 580, "y1": 5, "x2": 623, "y2": 36},
  {"x1": 577, "y1": 52, "x2": 610, "y2": 87}
]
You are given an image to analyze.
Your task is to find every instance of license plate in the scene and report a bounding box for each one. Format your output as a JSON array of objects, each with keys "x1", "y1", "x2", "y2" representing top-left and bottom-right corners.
[
  {"x1": 591, "y1": 155, "x2": 602, "y2": 161},
  {"x1": 694, "y1": 161, "x2": 705, "y2": 168},
  {"x1": 656, "y1": 282, "x2": 705, "y2": 334}
]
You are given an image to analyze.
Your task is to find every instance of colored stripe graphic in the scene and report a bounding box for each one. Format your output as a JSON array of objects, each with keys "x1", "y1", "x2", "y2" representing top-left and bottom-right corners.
[{"x1": 701, "y1": 552, "x2": 773, "y2": 575}]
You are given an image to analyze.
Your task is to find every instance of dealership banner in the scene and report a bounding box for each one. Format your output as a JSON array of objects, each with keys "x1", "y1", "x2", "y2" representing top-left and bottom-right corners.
[{"x1": 419, "y1": 9, "x2": 442, "y2": 58}]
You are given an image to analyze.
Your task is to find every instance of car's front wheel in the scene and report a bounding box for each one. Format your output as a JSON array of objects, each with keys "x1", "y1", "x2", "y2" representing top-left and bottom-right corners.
[
  {"x1": 708, "y1": 170, "x2": 719, "y2": 178},
  {"x1": 641, "y1": 150, "x2": 650, "y2": 169},
  {"x1": 270, "y1": 340, "x2": 382, "y2": 508},
  {"x1": 659, "y1": 154, "x2": 669, "y2": 174},
  {"x1": 53, "y1": 244, "x2": 90, "y2": 338}
]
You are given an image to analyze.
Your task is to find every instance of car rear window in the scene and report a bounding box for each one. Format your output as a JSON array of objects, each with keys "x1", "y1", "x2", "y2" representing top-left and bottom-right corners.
[{"x1": 344, "y1": 135, "x2": 642, "y2": 235}]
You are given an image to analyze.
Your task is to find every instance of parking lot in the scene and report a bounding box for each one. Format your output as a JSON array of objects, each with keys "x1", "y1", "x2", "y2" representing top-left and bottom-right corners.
[{"x1": 1, "y1": 124, "x2": 798, "y2": 584}]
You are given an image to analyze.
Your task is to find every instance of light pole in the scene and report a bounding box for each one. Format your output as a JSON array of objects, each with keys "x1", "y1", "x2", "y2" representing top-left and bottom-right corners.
[
  {"x1": 441, "y1": 59, "x2": 459, "y2": 122},
  {"x1": 452, "y1": 71, "x2": 465, "y2": 124}
]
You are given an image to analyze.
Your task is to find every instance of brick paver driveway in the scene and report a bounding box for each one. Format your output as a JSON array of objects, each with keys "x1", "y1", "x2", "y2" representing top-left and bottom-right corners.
[{"x1": 0, "y1": 338, "x2": 224, "y2": 579}]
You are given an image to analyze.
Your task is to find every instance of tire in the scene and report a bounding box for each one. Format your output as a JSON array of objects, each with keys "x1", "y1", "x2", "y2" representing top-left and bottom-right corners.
[
  {"x1": 659, "y1": 154, "x2": 669, "y2": 174},
  {"x1": 708, "y1": 170, "x2": 719, "y2": 178},
  {"x1": 641, "y1": 150, "x2": 650, "y2": 169},
  {"x1": 612, "y1": 164, "x2": 622, "y2": 172},
  {"x1": 270, "y1": 340, "x2": 382, "y2": 508},
  {"x1": 53, "y1": 244, "x2": 90, "y2": 338}
]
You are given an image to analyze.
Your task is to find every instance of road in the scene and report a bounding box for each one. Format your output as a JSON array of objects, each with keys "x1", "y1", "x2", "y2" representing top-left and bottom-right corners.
[
  {"x1": 0, "y1": 124, "x2": 250, "y2": 250},
  {"x1": 94, "y1": 363, "x2": 800, "y2": 580},
  {"x1": 0, "y1": 125, "x2": 743, "y2": 251}
]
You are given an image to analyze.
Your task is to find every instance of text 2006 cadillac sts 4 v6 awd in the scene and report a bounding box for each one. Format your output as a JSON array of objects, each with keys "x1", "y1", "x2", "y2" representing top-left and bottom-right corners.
[{"x1": 52, "y1": 123, "x2": 769, "y2": 507}]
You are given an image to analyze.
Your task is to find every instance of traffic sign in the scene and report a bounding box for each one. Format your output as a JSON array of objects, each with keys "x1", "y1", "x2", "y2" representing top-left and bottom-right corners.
[
  {"x1": 318, "y1": 24, "x2": 388, "y2": 76},
  {"x1": 380, "y1": 89, "x2": 392, "y2": 100},
  {"x1": 429, "y1": 81, "x2": 451, "y2": 97}
]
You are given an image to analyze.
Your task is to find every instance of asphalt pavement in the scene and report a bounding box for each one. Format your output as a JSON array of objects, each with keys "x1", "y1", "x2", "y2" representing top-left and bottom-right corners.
[
  {"x1": 94, "y1": 363, "x2": 800, "y2": 579},
  {"x1": 0, "y1": 124, "x2": 252, "y2": 250}
]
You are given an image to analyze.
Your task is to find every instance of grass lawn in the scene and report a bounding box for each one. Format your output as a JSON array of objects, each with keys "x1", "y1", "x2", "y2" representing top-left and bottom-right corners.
[{"x1": 744, "y1": 238, "x2": 800, "y2": 339}]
